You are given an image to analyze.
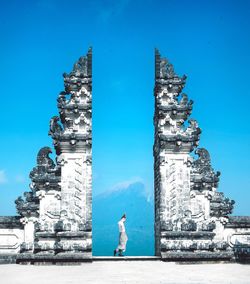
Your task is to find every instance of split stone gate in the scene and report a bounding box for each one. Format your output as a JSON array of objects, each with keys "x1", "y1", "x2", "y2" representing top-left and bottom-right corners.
[{"x1": 0, "y1": 48, "x2": 250, "y2": 263}]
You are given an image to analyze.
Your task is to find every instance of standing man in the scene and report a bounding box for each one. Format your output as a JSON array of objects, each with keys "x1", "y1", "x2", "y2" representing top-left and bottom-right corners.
[{"x1": 114, "y1": 214, "x2": 128, "y2": 256}]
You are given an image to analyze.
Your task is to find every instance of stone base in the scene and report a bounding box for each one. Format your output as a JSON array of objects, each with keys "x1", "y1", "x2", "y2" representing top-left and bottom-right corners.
[
  {"x1": 161, "y1": 231, "x2": 215, "y2": 239},
  {"x1": 93, "y1": 256, "x2": 161, "y2": 261},
  {"x1": 161, "y1": 251, "x2": 234, "y2": 261},
  {"x1": 234, "y1": 247, "x2": 250, "y2": 263},
  {"x1": 16, "y1": 252, "x2": 92, "y2": 265},
  {"x1": 0, "y1": 254, "x2": 17, "y2": 264},
  {"x1": 3, "y1": 252, "x2": 250, "y2": 264}
]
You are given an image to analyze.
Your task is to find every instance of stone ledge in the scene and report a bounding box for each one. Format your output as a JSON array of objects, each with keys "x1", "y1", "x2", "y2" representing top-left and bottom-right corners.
[
  {"x1": 56, "y1": 231, "x2": 92, "y2": 238},
  {"x1": 161, "y1": 251, "x2": 234, "y2": 261},
  {"x1": 161, "y1": 231, "x2": 215, "y2": 239},
  {"x1": 16, "y1": 252, "x2": 92, "y2": 264},
  {"x1": 226, "y1": 216, "x2": 250, "y2": 228},
  {"x1": 0, "y1": 254, "x2": 17, "y2": 264},
  {"x1": 93, "y1": 256, "x2": 161, "y2": 261},
  {"x1": 35, "y1": 232, "x2": 56, "y2": 238},
  {"x1": 0, "y1": 216, "x2": 23, "y2": 229}
]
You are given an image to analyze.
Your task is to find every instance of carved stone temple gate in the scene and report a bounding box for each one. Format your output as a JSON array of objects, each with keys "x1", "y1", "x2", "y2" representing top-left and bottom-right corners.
[
  {"x1": 153, "y1": 50, "x2": 250, "y2": 260},
  {"x1": 5, "y1": 48, "x2": 92, "y2": 263},
  {"x1": 0, "y1": 48, "x2": 250, "y2": 263}
]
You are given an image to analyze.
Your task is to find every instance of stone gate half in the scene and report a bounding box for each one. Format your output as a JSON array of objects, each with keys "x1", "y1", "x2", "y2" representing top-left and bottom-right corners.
[
  {"x1": 153, "y1": 49, "x2": 250, "y2": 261},
  {"x1": 5, "y1": 48, "x2": 92, "y2": 263}
]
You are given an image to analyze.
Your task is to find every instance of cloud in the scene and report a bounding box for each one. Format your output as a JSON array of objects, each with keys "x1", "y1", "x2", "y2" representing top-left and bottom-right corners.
[
  {"x1": 94, "y1": 176, "x2": 153, "y2": 204},
  {"x1": 107, "y1": 177, "x2": 153, "y2": 203},
  {"x1": 110, "y1": 176, "x2": 144, "y2": 192},
  {"x1": 0, "y1": 170, "x2": 7, "y2": 184}
]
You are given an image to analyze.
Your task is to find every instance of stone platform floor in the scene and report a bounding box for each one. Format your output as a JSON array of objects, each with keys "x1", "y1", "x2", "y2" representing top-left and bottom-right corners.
[{"x1": 0, "y1": 261, "x2": 250, "y2": 284}]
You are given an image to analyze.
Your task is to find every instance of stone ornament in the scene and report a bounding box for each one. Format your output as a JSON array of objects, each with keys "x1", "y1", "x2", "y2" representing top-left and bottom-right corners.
[{"x1": 154, "y1": 49, "x2": 249, "y2": 261}]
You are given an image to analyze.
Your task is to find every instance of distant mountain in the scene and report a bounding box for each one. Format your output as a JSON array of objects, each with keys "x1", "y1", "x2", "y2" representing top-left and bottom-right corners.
[{"x1": 92, "y1": 182, "x2": 154, "y2": 256}]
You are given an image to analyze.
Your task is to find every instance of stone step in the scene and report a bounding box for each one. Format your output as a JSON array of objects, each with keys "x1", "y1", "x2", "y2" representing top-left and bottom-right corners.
[
  {"x1": 0, "y1": 254, "x2": 17, "y2": 264},
  {"x1": 93, "y1": 256, "x2": 161, "y2": 261},
  {"x1": 161, "y1": 251, "x2": 234, "y2": 261}
]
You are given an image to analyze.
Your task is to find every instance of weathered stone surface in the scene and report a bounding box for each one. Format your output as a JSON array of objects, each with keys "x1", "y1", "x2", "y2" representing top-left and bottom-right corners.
[
  {"x1": 16, "y1": 252, "x2": 92, "y2": 264},
  {"x1": 161, "y1": 251, "x2": 234, "y2": 260},
  {"x1": 153, "y1": 49, "x2": 250, "y2": 261},
  {"x1": 0, "y1": 254, "x2": 17, "y2": 264},
  {"x1": 0, "y1": 217, "x2": 23, "y2": 229},
  {"x1": 0, "y1": 217, "x2": 24, "y2": 255},
  {"x1": 226, "y1": 216, "x2": 250, "y2": 228},
  {"x1": 0, "y1": 48, "x2": 93, "y2": 262}
]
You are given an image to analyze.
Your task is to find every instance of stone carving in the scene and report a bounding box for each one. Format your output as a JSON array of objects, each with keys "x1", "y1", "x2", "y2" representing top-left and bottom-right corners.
[
  {"x1": 15, "y1": 194, "x2": 39, "y2": 218},
  {"x1": 154, "y1": 49, "x2": 249, "y2": 261},
  {"x1": 14, "y1": 146, "x2": 61, "y2": 255},
  {"x1": 159, "y1": 58, "x2": 176, "y2": 79},
  {"x1": 191, "y1": 148, "x2": 221, "y2": 192},
  {"x1": 12, "y1": 48, "x2": 92, "y2": 262},
  {"x1": 201, "y1": 221, "x2": 216, "y2": 231},
  {"x1": 73, "y1": 56, "x2": 88, "y2": 75},
  {"x1": 179, "y1": 93, "x2": 192, "y2": 106},
  {"x1": 31, "y1": 147, "x2": 55, "y2": 173},
  {"x1": 192, "y1": 148, "x2": 219, "y2": 178},
  {"x1": 210, "y1": 192, "x2": 235, "y2": 217},
  {"x1": 161, "y1": 220, "x2": 174, "y2": 231},
  {"x1": 50, "y1": 48, "x2": 92, "y2": 258},
  {"x1": 49, "y1": 116, "x2": 63, "y2": 137},
  {"x1": 181, "y1": 219, "x2": 197, "y2": 231},
  {"x1": 57, "y1": 91, "x2": 67, "y2": 106},
  {"x1": 186, "y1": 119, "x2": 201, "y2": 136},
  {"x1": 63, "y1": 48, "x2": 92, "y2": 93}
]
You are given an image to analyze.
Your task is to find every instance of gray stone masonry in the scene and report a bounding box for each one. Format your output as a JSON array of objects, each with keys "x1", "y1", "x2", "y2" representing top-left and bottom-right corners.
[{"x1": 153, "y1": 49, "x2": 250, "y2": 261}]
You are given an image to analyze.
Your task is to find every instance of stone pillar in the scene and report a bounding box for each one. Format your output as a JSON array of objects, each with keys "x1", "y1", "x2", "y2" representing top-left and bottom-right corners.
[
  {"x1": 21, "y1": 217, "x2": 36, "y2": 253},
  {"x1": 153, "y1": 50, "x2": 234, "y2": 260},
  {"x1": 15, "y1": 147, "x2": 61, "y2": 262},
  {"x1": 154, "y1": 49, "x2": 197, "y2": 256},
  {"x1": 34, "y1": 188, "x2": 61, "y2": 256},
  {"x1": 50, "y1": 48, "x2": 92, "y2": 260},
  {"x1": 14, "y1": 49, "x2": 92, "y2": 263}
]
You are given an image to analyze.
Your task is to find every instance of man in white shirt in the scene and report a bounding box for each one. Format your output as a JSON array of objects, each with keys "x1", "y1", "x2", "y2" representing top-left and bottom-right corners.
[{"x1": 114, "y1": 214, "x2": 128, "y2": 256}]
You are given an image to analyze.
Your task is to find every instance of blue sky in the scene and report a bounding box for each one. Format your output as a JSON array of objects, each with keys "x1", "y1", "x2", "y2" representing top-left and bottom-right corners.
[{"x1": 0, "y1": 0, "x2": 249, "y2": 216}]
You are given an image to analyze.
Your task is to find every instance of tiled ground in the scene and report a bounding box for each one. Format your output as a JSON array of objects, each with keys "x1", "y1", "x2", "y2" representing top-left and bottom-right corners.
[{"x1": 0, "y1": 261, "x2": 250, "y2": 284}]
